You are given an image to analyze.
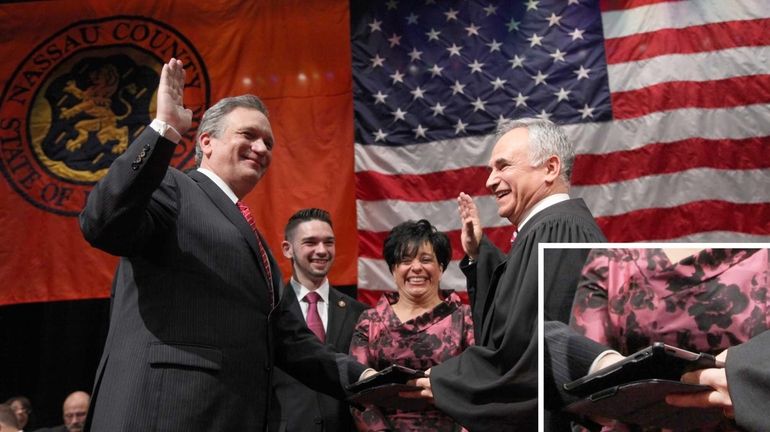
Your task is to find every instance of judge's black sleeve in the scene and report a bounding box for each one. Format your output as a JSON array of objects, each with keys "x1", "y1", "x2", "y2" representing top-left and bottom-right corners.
[{"x1": 726, "y1": 329, "x2": 770, "y2": 432}]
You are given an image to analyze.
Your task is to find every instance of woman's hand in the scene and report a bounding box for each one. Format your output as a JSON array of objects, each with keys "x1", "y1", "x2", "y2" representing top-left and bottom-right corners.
[
  {"x1": 666, "y1": 350, "x2": 733, "y2": 418},
  {"x1": 401, "y1": 368, "x2": 434, "y2": 403}
]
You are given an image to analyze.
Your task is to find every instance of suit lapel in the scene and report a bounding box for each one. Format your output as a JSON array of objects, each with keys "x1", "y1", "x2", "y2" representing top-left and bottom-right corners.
[
  {"x1": 255, "y1": 229, "x2": 281, "y2": 296},
  {"x1": 282, "y1": 284, "x2": 302, "y2": 316},
  {"x1": 189, "y1": 170, "x2": 276, "y2": 295},
  {"x1": 326, "y1": 288, "x2": 344, "y2": 347}
]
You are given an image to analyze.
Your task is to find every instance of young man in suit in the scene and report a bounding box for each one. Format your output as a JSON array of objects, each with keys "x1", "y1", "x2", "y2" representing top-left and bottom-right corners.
[
  {"x1": 269, "y1": 208, "x2": 369, "y2": 432},
  {"x1": 79, "y1": 59, "x2": 368, "y2": 431}
]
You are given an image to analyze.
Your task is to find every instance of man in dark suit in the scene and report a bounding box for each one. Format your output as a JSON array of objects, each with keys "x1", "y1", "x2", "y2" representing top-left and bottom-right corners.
[
  {"x1": 269, "y1": 208, "x2": 369, "y2": 432},
  {"x1": 409, "y1": 118, "x2": 609, "y2": 430},
  {"x1": 79, "y1": 58, "x2": 367, "y2": 431}
]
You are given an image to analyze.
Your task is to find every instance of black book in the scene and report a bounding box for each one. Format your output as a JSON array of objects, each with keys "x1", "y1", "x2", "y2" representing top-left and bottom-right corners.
[
  {"x1": 346, "y1": 364, "x2": 427, "y2": 410},
  {"x1": 563, "y1": 343, "x2": 725, "y2": 430}
]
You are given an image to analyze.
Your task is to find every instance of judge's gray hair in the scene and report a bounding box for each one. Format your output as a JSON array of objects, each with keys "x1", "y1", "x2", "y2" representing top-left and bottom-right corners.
[
  {"x1": 194, "y1": 94, "x2": 269, "y2": 166},
  {"x1": 495, "y1": 117, "x2": 574, "y2": 185}
]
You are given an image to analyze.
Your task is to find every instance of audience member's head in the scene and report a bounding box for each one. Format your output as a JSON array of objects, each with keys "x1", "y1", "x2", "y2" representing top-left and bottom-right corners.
[
  {"x1": 0, "y1": 404, "x2": 20, "y2": 432},
  {"x1": 62, "y1": 392, "x2": 89, "y2": 432},
  {"x1": 3, "y1": 397, "x2": 29, "y2": 430}
]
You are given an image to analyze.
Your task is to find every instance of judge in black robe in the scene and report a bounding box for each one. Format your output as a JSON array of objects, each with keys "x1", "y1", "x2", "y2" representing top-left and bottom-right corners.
[
  {"x1": 414, "y1": 118, "x2": 607, "y2": 431},
  {"x1": 431, "y1": 199, "x2": 606, "y2": 430}
]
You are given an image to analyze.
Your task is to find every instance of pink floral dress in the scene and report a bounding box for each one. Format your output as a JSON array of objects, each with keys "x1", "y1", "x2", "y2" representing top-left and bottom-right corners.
[
  {"x1": 350, "y1": 291, "x2": 474, "y2": 432},
  {"x1": 571, "y1": 248, "x2": 769, "y2": 355}
]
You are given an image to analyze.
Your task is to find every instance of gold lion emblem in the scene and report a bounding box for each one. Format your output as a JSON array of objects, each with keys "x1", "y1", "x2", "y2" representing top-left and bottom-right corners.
[{"x1": 59, "y1": 64, "x2": 136, "y2": 154}]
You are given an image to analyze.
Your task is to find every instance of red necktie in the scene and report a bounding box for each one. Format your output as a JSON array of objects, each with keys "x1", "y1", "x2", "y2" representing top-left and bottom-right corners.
[
  {"x1": 236, "y1": 201, "x2": 274, "y2": 307},
  {"x1": 303, "y1": 291, "x2": 325, "y2": 343}
]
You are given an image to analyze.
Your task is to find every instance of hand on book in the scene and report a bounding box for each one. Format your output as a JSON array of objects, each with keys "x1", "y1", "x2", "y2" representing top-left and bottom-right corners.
[
  {"x1": 348, "y1": 365, "x2": 431, "y2": 410},
  {"x1": 666, "y1": 349, "x2": 733, "y2": 418},
  {"x1": 400, "y1": 368, "x2": 433, "y2": 403}
]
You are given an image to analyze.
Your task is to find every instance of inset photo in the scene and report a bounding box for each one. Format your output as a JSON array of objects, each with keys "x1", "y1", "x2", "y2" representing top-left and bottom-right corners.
[{"x1": 540, "y1": 245, "x2": 770, "y2": 431}]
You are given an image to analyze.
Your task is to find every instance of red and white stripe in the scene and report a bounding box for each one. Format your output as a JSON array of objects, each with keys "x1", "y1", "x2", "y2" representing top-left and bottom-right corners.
[
  {"x1": 354, "y1": 0, "x2": 770, "y2": 299},
  {"x1": 575, "y1": 0, "x2": 770, "y2": 241}
]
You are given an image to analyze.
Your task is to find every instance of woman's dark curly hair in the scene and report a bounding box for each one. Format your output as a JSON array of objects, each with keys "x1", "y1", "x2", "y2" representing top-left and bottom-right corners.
[{"x1": 383, "y1": 219, "x2": 451, "y2": 272}]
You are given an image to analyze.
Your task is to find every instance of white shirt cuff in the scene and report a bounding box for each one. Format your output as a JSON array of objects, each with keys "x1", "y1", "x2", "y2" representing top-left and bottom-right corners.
[
  {"x1": 359, "y1": 368, "x2": 377, "y2": 381},
  {"x1": 589, "y1": 349, "x2": 623, "y2": 374},
  {"x1": 149, "y1": 118, "x2": 182, "y2": 144}
]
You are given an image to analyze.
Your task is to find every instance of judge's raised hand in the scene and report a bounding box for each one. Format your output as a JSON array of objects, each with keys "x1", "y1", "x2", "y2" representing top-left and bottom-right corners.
[
  {"x1": 665, "y1": 349, "x2": 733, "y2": 418},
  {"x1": 156, "y1": 58, "x2": 193, "y2": 136},
  {"x1": 457, "y1": 192, "x2": 482, "y2": 260}
]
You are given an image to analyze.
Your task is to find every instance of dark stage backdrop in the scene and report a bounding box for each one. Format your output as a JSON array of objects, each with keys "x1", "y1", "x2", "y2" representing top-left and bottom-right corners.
[{"x1": 0, "y1": 299, "x2": 109, "y2": 428}]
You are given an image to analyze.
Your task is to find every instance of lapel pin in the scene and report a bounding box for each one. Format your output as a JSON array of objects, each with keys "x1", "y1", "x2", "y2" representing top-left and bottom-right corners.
[{"x1": 338, "y1": 299, "x2": 346, "y2": 308}]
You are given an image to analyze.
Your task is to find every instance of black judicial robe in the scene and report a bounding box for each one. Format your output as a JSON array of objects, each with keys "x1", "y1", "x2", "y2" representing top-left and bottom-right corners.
[
  {"x1": 726, "y1": 329, "x2": 770, "y2": 431},
  {"x1": 430, "y1": 198, "x2": 606, "y2": 431}
]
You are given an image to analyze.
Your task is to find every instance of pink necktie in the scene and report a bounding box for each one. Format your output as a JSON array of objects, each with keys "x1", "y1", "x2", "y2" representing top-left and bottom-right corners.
[
  {"x1": 303, "y1": 291, "x2": 326, "y2": 343},
  {"x1": 236, "y1": 201, "x2": 274, "y2": 307}
]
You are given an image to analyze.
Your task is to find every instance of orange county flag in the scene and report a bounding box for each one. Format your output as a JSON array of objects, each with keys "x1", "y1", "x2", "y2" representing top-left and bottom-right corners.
[{"x1": 0, "y1": 0, "x2": 358, "y2": 305}]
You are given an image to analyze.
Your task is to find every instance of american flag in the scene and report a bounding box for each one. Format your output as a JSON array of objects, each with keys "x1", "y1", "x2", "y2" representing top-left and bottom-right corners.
[{"x1": 351, "y1": 0, "x2": 770, "y2": 301}]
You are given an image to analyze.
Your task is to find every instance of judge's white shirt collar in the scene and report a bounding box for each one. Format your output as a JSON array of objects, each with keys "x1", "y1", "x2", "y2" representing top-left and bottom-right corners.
[
  {"x1": 517, "y1": 193, "x2": 570, "y2": 230},
  {"x1": 197, "y1": 168, "x2": 238, "y2": 204}
]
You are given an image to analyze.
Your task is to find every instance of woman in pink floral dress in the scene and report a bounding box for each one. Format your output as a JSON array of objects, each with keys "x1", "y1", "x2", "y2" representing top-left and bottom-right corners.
[{"x1": 350, "y1": 220, "x2": 474, "y2": 432}]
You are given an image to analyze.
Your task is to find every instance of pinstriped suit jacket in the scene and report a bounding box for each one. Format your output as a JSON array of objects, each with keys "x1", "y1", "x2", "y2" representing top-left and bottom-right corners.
[
  {"x1": 544, "y1": 320, "x2": 608, "y2": 410},
  {"x1": 80, "y1": 128, "x2": 365, "y2": 431}
]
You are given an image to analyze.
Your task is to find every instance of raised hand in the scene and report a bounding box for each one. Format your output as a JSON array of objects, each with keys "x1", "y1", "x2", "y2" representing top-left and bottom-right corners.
[
  {"x1": 457, "y1": 192, "x2": 482, "y2": 260},
  {"x1": 156, "y1": 58, "x2": 193, "y2": 136}
]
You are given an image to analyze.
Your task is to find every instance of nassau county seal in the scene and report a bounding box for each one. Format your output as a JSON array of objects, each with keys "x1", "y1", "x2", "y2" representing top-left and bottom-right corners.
[{"x1": 0, "y1": 16, "x2": 210, "y2": 215}]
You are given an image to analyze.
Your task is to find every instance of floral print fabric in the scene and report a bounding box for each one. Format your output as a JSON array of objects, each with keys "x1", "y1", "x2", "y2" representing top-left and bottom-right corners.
[
  {"x1": 571, "y1": 248, "x2": 769, "y2": 356},
  {"x1": 350, "y1": 291, "x2": 474, "y2": 432}
]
